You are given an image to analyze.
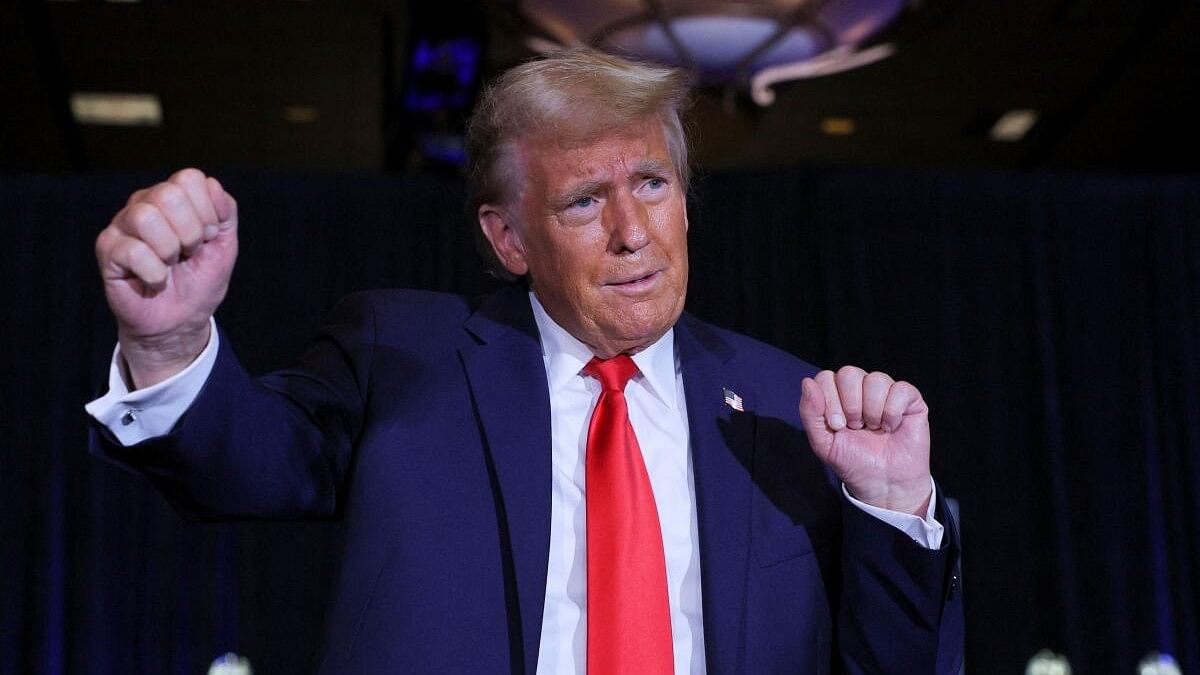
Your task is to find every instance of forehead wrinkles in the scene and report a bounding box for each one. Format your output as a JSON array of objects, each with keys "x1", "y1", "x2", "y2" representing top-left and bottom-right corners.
[{"x1": 541, "y1": 135, "x2": 661, "y2": 187}]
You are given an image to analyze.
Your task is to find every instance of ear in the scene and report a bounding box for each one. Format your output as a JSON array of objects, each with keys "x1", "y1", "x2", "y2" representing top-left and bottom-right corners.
[{"x1": 478, "y1": 204, "x2": 529, "y2": 276}]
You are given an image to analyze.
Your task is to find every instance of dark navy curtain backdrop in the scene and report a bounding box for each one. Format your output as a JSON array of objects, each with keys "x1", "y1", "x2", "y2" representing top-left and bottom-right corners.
[{"x1": 1, "y1": 168, "x2": 1197, "y2": 674}]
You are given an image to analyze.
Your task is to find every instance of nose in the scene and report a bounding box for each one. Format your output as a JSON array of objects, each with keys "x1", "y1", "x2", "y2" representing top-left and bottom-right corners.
[{"x1": 605, "y1": 189, "x2": 650, "y2": 254}]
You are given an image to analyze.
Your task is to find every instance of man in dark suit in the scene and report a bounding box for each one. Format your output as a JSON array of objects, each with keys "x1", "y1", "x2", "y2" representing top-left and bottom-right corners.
[{"x1": 89, "y1": 49, "x2": 963, "y2": 673}]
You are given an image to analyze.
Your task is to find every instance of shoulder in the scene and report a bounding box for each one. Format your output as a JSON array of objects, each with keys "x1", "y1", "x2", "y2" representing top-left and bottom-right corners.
[
  {"x1": 677, "y1": 313, "x2": 821, "y2": 410},
  {"x1": 327, "y1": 287, "x2": 537, "y2": 351},
  {"x1": 338, "y1": 288, "x2": 475, "y2": 322},
  {"x1": 324, "y1": 289, "x2": 479, "y2": 347},
  {"x1": 680, "y1": 312, "x2": 821, "y2": 378}
]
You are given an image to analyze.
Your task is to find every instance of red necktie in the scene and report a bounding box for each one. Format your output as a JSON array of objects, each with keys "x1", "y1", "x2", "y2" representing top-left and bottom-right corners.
[{"x1": 583, "y1": 355, "x2": 674, "y2": 675}]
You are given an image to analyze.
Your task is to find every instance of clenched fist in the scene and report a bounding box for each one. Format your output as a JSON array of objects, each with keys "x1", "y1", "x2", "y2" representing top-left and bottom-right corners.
[
  {"x1": 96, "y1": 168, "x2": 238, "y2": 389},
  {"x1": 799, "y1": 366, "x2": 933, "y2": 517}
]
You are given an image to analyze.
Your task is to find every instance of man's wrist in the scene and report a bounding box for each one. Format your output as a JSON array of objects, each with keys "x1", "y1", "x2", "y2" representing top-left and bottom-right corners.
[
  {"x1": 118, "y1": 321, "x2": 212, "y2": 390},
  {"x1": 86, "y1": 318, "x2": 221, "y2": 446},
  {"x1": 845, "y1": 477, "x2": 934, "y2": 518}
]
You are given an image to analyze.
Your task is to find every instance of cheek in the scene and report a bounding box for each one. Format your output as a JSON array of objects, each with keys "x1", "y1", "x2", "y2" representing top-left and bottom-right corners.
[
  {"x1": 528, "y1": 239, "x2": 604, "y2": 307},
  {"x1": 652, "y1": 201, "x2": 688, "y2": 249}
]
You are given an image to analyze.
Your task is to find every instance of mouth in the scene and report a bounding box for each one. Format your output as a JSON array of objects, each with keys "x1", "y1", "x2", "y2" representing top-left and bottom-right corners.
[
  {"x1": 604, "y1": 267, "x2": 662, "y2": 285},
  {"x1": 604, "y1": 270, "x2": 662, "y2": 292}
]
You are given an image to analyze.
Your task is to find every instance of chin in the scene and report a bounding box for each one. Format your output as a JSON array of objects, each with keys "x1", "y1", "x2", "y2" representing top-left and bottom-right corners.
[{"x1": 611, "y1": 313, "x2": 676, "y2": 347}]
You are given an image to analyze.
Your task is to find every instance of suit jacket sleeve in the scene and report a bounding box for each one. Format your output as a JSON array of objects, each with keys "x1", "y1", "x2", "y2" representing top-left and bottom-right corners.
[
  {"x1": 836, "y1": 486, "x2": 964, "y2": 674},
  {"x1": 90, "y1": 293, "x2": 377, "y2": 520},
  {"x1": 677, "y1": 314, "x2": 964, "y2": 673}
]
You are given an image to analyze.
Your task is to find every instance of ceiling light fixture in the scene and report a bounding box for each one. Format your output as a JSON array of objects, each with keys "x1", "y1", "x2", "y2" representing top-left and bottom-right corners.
[
  {"x1": 989, "y1": 109, "x2": 1039, "y2": 142},
  {"x1": 820, "y1": 116, "x2": 856, "y2": 135},
  {"x1": 69, "y1": 93, "x2": 162, "y2": 127},
  {"x1": 513, "y1": 0, "x2": 906, "y2": 106},
  {"x1": 284, "y1": 105, "x2": 320, "y2": 124}
]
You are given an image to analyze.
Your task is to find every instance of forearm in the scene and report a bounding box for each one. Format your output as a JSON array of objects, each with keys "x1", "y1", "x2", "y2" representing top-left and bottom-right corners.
[
  {"x1": 92, "y1": 336, "x2": 353, "y2": 520},
  {"x1": 836, "y1": 491, "x2": 964, "y2": 674},
  {"x1": 90, "y1": 296, "x2": 376, "y2": 521}
]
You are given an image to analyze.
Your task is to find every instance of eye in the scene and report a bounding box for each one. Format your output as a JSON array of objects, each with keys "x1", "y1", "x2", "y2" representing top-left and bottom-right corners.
[
  {"x1": 638, "y1": 176, "x2": 670, "y2": 202},
  {"x1": 559, "y1": 193, "x2": 601, "y2": 224}
]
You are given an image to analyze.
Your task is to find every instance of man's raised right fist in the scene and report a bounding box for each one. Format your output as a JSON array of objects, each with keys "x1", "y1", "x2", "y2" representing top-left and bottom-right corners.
[{"x1": 95, "y1": 168, "x2": 239, "y2": 389}]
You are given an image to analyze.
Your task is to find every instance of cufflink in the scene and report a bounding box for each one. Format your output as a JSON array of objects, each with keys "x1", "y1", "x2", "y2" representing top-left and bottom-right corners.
[{"x1": 120, "y1": 410, "x2": 137, "y2": 426}]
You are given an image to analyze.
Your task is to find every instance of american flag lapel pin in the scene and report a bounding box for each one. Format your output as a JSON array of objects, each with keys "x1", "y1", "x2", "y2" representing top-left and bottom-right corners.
[{"x1": 722, "y1": 387, "x2": 744, "y2": 412}]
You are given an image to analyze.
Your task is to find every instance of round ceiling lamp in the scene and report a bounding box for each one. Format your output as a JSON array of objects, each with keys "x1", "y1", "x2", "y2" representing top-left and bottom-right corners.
[{"x1": 514, "y1": 0, "x2": 906, "y2": 105}]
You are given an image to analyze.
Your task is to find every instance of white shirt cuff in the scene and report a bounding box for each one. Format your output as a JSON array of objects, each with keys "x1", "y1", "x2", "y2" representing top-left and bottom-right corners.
[
  {"x1": 843, "y1": 477, "x2": 944, "y2": 549},
  {"x1": 84, "y1": 318, "x2": 220, "y2": 447}
]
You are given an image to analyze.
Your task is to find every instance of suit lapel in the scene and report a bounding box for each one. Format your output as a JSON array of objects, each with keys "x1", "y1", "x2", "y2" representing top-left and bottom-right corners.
[
  {"x1": 460, "y1": 288, "x2": 551, "y2": 675},
  {"x1": 676, "y1": 315, "x2": 756, "y2": 675},
  {"x1": 458, "y1": 296, "x2": 757, "y2": 674}
]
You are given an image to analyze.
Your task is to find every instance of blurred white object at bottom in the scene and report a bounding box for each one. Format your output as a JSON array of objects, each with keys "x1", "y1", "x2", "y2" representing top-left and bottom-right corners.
[{"x1": 207, "y1": 652, "x2": 252, "y2": 675}]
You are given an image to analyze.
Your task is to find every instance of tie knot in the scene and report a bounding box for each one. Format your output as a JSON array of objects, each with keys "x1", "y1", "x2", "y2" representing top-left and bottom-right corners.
[{"x1": 584, "y1": 354, "x2": 638, "y2": 392}]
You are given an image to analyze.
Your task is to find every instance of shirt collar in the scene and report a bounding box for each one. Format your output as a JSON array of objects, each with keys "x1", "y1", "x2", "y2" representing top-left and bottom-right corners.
[{"x1": 528, "y1": 291, "x2": 678, "y2": 410}]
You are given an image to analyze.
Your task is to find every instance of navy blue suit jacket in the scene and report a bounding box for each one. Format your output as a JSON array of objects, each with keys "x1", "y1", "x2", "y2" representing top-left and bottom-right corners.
[{"x1": 96, "y1": 287, "x2": 964, "y2": 673}]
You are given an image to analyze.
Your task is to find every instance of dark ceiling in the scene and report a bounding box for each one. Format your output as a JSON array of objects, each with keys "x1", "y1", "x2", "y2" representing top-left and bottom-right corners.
[{"x1": 2, "y1": 0, "x2": 1197, "y2": 175}]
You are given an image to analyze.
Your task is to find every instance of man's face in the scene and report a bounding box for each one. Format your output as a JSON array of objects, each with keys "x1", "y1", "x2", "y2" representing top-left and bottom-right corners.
[{"x1": 480, "y1": 116, "x2": 689, "y2": 358}]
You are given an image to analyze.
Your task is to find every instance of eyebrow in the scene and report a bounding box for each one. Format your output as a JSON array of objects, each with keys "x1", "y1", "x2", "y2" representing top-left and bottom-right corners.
[
  {"x1": 632, "y1": 158, "x2": 674, "y2": 178},
  {"x1": 551, "y1": 158, "x2": 676, "y2": 208},
  {"x1": 552, "y1": 179, "x2": 606, "y2": 210}
]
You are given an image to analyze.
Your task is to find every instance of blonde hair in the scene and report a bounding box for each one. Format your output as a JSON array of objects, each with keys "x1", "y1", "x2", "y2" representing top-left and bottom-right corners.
[{"x1": 465, "y1": 47, "x2": 692, "y2": 279}]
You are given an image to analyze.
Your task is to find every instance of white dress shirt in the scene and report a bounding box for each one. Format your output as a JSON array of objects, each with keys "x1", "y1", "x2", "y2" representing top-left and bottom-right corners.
[
  {"x1": 86, "y1": 295, "x2": 944, "y2": 675},
  {"x1": 85, "y1": 317, "x2": 221, "y2": 445},
  {"x1": 529, "y1": 292, "x2": 706, "y2": 675}
]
